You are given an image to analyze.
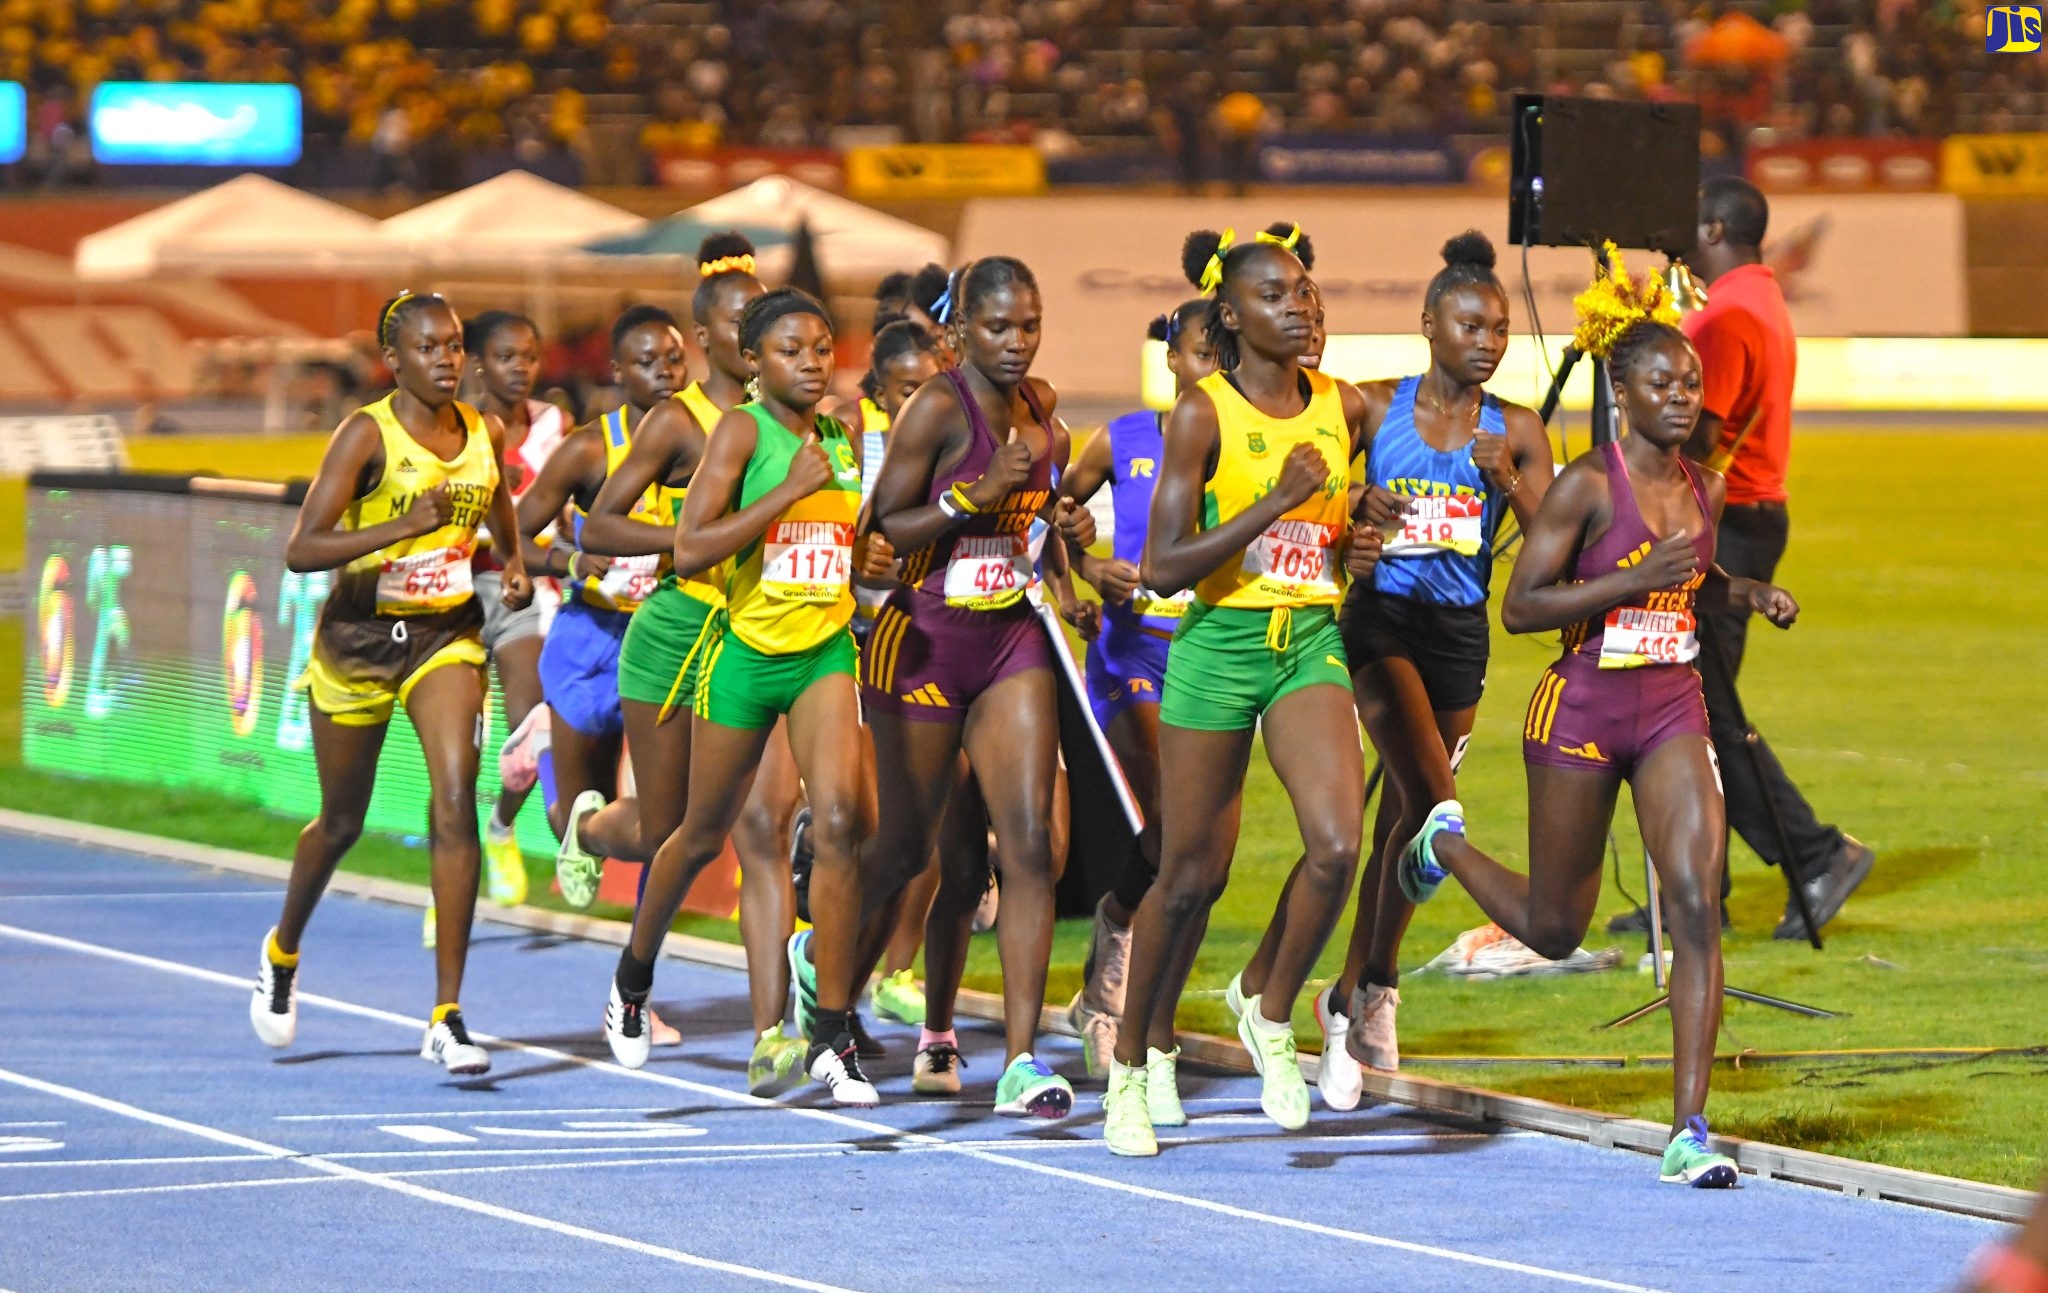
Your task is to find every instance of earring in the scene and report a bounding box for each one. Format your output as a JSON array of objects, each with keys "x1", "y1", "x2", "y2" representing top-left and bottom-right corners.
[{"x1": 744, "y1": 374, "x2": 761, "y2": 402}]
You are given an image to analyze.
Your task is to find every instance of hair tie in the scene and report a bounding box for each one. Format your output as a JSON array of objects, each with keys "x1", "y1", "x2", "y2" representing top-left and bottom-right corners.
[
  {"x1": 379, "y1": 289, "x2": 416, "y2": 344},
  {"x1": 700, "y1": 254, "x2": 755, "y2": 279},
  {"x1": 1254, "y1": 223, "x2": 1302, "y2": 253},
  {"x1": 1198, "y1": 228, "x2": 1237, "y2": 295},
  {"x1": 933, "y1": 268, "x2": 961, "y2": 325},
  {"x1": 1162, "y1": 312, "x2": 1179, "y2": 344}
]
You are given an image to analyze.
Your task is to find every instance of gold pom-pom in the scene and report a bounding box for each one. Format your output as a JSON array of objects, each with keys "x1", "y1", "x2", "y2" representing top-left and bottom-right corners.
[{"x1": 1571, "y1": 243, "x2": 1680, "y2": 358}]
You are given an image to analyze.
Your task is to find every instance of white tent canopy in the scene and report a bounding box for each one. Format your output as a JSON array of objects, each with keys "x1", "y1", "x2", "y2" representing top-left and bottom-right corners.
[
  {"x1": 375, "y1": 170, "x2": 645, "y2": 265},
  {"x1": 73, "y1": 173, "x2": 383, "y2": 281},
  {"x1": 683, "y1": 176, "x2": 949, "y2": 281}
]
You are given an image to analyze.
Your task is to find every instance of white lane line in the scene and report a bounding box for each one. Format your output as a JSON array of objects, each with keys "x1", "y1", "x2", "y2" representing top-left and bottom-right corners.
[
  {"x1": 379, "y1": 1125, "x2": 477, "y2": 1145},
  {"x1": 2, "y1": 1154, "x2": 277, "y2": 1170},
  {"x1": 0, "y1": 891, "x2": 281, "y2": 901},
  {"x1": 0, "y1": 1065, "x2": 859, "y2": 1293},
  {"x1": 276, "y1": 1106, "x2": 678, "y2": 1122},
  {"x1": 0, "y1": 1174, "x2": 347, "y2": 1205},
  {"x1": 0, "y1": 1122, "x2": 64, "y2": 1129},
  {"x1": 0, "y1": 918, "x2": 1668, "y2": 1293}
]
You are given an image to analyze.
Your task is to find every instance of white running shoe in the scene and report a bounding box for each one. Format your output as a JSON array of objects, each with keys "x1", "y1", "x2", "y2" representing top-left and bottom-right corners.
[
  {"x1": 421, "y1": 1011, "x2": 490, "y2": 1075},
  {"x1": 1421, "y1": 922, "x2": 1624, "y2": 980},
  {"x1": 604, "y1": 980, "x2": 651, "y2": 1070},
  {"x1": 912, "y1": 1040, "x2": 964, "y2": 1095},
  {"x1": 556, "y1": 789, "x2": 607, "y2": 910},
  {"x1": 1144, "y1": 1045, "x2": 1186, "y2": 1128},
  {"x1": 808, "y1": 1038, "x2": 880, "y2": 1107},
  {"x1": 1346, "y1": 982, "x2": 1401, "y2": 1072},
  {"x1": 1224, "y1": 971, "x2": 1248, "y2": 1028},
  {"x1": 249, "y1": 929, "x2": 296, "y2": 1048},
  {"x1": 1066, "y1": 990, "x2": 1118, "y2": 1080},
  {"x1": 1234, "y1": 989, "x2": 1266, "y2": 1074},
  {"x1": 1083, "y1": 896, "x2": 1132, "y2": 1016},
  {"x1": 1313, "y1": 986, "x2": 1364, "y2": 1111}
]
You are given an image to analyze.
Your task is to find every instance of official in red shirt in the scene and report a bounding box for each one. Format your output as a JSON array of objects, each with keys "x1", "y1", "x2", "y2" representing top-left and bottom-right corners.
[{"x1": 1679, "y1": 177, "x2": 1873, "y2": 940}]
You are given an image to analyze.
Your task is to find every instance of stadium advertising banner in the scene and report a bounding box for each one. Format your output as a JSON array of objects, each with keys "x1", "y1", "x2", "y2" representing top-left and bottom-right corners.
[
  {"x1": 958, "y1": 192, "x2": 1969, "y2": 398},
  {"x1": 1942, "y1": 132, "x2": 2048, "y2": 194},
  {"x1": 1256, "y1": 133, "x2": 1461, "y2": 186},
  {"x1": 1749, "y1": 139, "x2": 1942, "y2": 192},
  {"x1": 0, "y1": 82, "x2": 24, "y2": 165},
  {"x1": 651, "y1": 147, "x2": 845, "y2": 193},
  {"x1": 22, "y1": 479, "x2": 557, "y2": 855},
  {"x1": 845, "y1": 144, "x2": 1046, "y2": 199},
  {"x1": 89, "y1": 82, "x2": 303, "y2": 167}
]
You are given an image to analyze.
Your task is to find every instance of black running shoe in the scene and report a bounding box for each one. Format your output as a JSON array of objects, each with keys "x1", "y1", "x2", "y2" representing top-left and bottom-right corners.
[
  {"x1": 849, "y1": 1009, "x2": 885, "y2": 1060},
  {"x1": 789, "y1": 807, "x2": 815, "y2": 925}
]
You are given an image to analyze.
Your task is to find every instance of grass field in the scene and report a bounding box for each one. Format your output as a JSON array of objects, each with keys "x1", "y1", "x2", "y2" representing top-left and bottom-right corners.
[{"x1": 6, "y1": 427, "x2": 2045, "y2": 1188}]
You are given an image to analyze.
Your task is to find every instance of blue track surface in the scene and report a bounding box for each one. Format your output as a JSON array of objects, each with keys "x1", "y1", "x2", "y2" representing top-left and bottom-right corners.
[{"x1": 0, "y1": 831, "x2": 2005, "y2": 1292}]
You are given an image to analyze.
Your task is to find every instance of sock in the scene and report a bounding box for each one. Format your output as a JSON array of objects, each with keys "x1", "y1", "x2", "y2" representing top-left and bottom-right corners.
[
  {"x1": 488, "y1": 802, "x2": 517, "y2": 835},
  {"x1": 432, "y1": 1002, "x2": 459, "y2": 1024},
  {"x1": 265, "y1": 930, "x2": 299, "y2": 968},
  {"x1": 919, "y1": 1027, "x2": 957, "y2": 1051},
  {"x1": 1364, "y1": 970, "x2": 1399, "y2": 990},
  {"x1": 615, "y1": 948, "x2": 654, "y2": 1000},
  {"x1": 1246, "y1": 1000, "x2": 1290, "y2": 1038},
  {"x1": 536, "y1": 749, "x2": 558, "y2": 818},
  {"x1": 810, "y1": 1007, "x2": 851, "y2": 1049}
]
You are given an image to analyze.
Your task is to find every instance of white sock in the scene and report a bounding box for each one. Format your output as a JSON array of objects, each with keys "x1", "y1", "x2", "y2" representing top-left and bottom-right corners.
[
  {"x1": 1246, "y1": 1001, "x2": 1291, "y2": 1039},
  {"x1": 488, "y1": 803, "x2": 517, "y2": 835}
]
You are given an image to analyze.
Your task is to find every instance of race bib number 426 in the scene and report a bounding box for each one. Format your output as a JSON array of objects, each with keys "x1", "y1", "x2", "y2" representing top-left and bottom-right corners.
[
  {"x1": 1599, "y1": 606, "x2": 1699, "y2": 669},
  {"x1": 1385, "y1": 493, "x2": 1484, "y2": 557},
  {"x1": 762, "y1": 520, "x2": 853, "y2": 603},
  {"x1": 944, "y1": 533, "x2": 1032, "y2": 610},
  {"x1": 376, "y1": 545, "x2": 474, "y2": 609}
]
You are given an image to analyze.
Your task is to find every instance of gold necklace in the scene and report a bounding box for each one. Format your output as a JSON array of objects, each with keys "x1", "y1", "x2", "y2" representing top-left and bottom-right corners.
[{"x1": 1420, "y1": 384, "x2": 1479, "y2": 423}]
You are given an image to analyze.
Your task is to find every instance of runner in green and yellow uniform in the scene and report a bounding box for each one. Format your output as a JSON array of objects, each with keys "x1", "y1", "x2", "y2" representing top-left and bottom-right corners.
[{"x1": 605, "y1": 289, "x2": 885, "y2": 1109}]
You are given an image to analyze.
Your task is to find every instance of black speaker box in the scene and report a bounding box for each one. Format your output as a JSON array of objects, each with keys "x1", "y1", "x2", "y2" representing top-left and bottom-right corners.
[{"x1": 1509, "y1": 94, "x2": 1702, "y2": 255}]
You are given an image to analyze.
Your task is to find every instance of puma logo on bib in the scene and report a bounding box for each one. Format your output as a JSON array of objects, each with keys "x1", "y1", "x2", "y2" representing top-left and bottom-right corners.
[
  {"x1": 1385, "y1": 493, "x2": 1485, "y2": 558},
  {"x1": 1599, "y1": 606, "x2": 1699, "y2": 669},
  {"x1": 944, "y1": 533, "x2": 1032, "y2": 610},
  {"x1": 762, "y1": 520, "x2": 853, "y2": 604},
  {"x1": 1242, "y1": 519, "x2": 1340, "y2": 599},
  {"x1": 376, "y1": 544, "x2": 474, "y2": 612}
]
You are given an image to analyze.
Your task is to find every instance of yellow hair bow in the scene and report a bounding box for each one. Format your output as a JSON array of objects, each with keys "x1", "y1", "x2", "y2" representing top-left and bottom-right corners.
[
  {"x1": 701, "y1": 254, "x2": 756, "y2": 278},
  {"x1": 1255, "y1": 223, "x2": 1302, "y2": 252},
  {"x1": 1198, "y1": 227, "x2": 1237, "y2": 294}
]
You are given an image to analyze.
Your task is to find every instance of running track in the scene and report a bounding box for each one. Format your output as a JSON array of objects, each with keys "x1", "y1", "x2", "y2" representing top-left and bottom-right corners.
[{"x1": 0, "y1": 832, "x2": 2004, "y2": 1292}]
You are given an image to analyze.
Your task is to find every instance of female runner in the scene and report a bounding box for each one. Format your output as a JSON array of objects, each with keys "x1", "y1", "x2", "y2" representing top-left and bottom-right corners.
[
  {"x1": 1103, "y1": 226, "x2": 1382, "y2": 1156},
  {"x1": 1401, "y1": 315, "x2": 1796, "y2": 1188},
  {"x1": 605, "y1": 289, "x2": 879, "y2": 1105},
  {"x1": 251, "y1": 291, "x2": 532, "y2": 1076},
  {"x1": 1229, "y1": 231, "x2": 1554, "y2": 1105}
]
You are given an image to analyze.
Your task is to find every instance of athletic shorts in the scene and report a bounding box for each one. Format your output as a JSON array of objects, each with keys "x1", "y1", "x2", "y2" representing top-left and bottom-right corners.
[
  {"x1": 696, "y1": 624, "x2": 858, "y2": 730},
  {"x1": 617, "y1": 581, "x2": 721, "y2": 718},
  {"x1": 860, "y1": 590, "x2": 1052, "y2": 723},
  {"x1": 1158, "y1": 602, "x2": 1350, "y2": 732},
  {"x1": 1339, "y1": 585, "x2": 1491, "y2": 712},
  {"x1": 298, "y1": 602, "x2": 486, "y2": 728},
  {"x1": 540, "y1": 597, "x2": 630, "y2": 739},
  {"x1": 1085, "y1": 617, "x2": 1172, "y2": 731},
  {"x1": 475, "y1": 570, "x2": 546, "y2": 653},
  {"x1": 1522, "y1": 653, "x2": 1709, "y2": 776}
]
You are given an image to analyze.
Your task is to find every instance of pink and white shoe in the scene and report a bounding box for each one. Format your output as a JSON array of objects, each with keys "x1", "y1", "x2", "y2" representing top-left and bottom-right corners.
[{"x1": 498, "y1": 703, "x2": 552, "y2": 794}]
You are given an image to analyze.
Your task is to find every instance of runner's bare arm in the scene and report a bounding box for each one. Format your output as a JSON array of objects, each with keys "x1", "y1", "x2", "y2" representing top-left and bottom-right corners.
[
  {"x1": 483, "y1": 413, "x2": 532, "y2": 608},
  {"x1": 1495, "y1": 402, "x2": 1556, "y2": 528},
  {"x1": 515, "y1": 427, "x2": 608, "y2": 580},
  {"x1": 1501, "y1": 457, "x2": 1691, "y2": 633},
  {"x1": 581, "y1": 402, "x2": 701, "y2": 558},
  {"x1": 284, "y1": 413, "x2": 436, "y2": 572},
  {"x1": 672, "y1": 410, "x2": 834, "y2": 576},
  {"x1": 1694, "y1": 467, "x2": 1798, "y2": 626},
  {"x1": 1142, "y1": 387, "x2": 1321, "y2": 595}
]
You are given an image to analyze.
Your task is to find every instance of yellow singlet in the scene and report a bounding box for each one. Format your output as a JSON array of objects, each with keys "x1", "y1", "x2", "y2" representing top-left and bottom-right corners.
[
  {"x1": 575, "y1": 404, "x2": 677, "y2": 613},
  {"x1": 1191, "y1": 368, "x2": 1351, "y2": 610},
  {"x1": 341, "y1": 393, "x2": 498, "y2": 616},
  {"x1": 674, "y1": 381, "x2": 730, "y2": 609}
]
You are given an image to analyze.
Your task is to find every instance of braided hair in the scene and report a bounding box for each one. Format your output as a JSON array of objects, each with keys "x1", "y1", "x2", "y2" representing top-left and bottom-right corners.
[
  {"x1": 377, "y1": 290, "x2": 455, "y2": 350},
  {"x1": 1180, "y1": 221, "x2": 1316, "y2": 372},
  {"x1": 738, "y1": 287, "x2": 833, "y2": 355},
  {"x1": 1425, "y1": 230, "x2": 1504, "y2": 312},
  {"x1": 932, "y1": 256, "x2": 1039, "y2": 330},
  {"x1": 861, "y1": 319, "x2": 941, "y2": 400},
  {"x1": 1606, "y1": 318, "x2": 1692, "y2": 382},
  {"x1": 693, "y1": 231, "x2": 761, "y2": 325}
]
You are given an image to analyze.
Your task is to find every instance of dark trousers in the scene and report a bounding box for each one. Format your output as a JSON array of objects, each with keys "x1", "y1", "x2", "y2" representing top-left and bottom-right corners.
[{"x1": 1698, "y1": 502, "x2": 1843, "y2": 883}]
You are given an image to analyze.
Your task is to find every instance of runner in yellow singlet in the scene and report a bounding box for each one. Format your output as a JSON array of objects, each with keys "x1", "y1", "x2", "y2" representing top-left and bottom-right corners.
[{"x1": 250, "y1": 291, "x2": 533, "y2": 1078}]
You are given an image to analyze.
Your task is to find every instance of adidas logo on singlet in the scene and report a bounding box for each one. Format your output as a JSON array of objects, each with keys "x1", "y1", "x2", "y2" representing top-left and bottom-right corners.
[
  {"x1": 395, "y1": 460, "x2": 418, "y2": 474},
  {"x1": 1559, "y1": 741, "x2": 1607, "y2": 761}
]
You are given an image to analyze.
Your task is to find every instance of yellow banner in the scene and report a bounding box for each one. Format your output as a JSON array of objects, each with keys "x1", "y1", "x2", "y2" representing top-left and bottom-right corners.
[
  {"x1": 845, "y1": 145, "x2": 1045, "y2": 200},
  {"x1": 1942, "y1": 133, "x2": 2048, "y2": 194}
]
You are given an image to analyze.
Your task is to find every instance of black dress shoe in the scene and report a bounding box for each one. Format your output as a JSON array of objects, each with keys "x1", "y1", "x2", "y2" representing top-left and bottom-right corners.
[
  {"x1": 1606, "y1": 903, "x2": 1730, "y2": 934},
  {"x1": 1772, "y1": 837, "x2": 1876, "y2": 941}
]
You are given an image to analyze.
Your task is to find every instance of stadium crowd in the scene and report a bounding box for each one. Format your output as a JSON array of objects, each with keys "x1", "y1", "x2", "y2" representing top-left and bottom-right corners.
[{"x1": 5, "y1": 0, "x2": 2047, "y2": 189}]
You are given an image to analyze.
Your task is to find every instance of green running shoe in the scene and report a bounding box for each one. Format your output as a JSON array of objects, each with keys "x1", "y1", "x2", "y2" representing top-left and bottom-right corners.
[
  {"x1": 1244, "y1": 1016, "x2": 1311, "y2": 1130},
  {"x1": 1102, "y1": 1060, "x2": 1157, "y2": 1157},
  {"x1": 748, "y1": 1026, "x2": 808, "y2": 1098},
  {"x1": 1397, "y1": 799, "x2": 1464, "y2": 905},
  {"x1": 1144, "y1": 1046, "x2": 1186, "y2": 1128},
  {"x1": 994, "y1": 1053, "x2": 1073, "y2": 1119},
  {"x1": 871, "y1": 969, "x2": 926, "y2": 1026},
  {"x1": 555, "y1": 789, "x2": 607, "y2": 910},
  {"x1": 1660, "y1": 1115, "x2": 1740, "y2": 1188},
  {"x1": 786, "y1": 929, "x2": 818, "y2": 1041}
]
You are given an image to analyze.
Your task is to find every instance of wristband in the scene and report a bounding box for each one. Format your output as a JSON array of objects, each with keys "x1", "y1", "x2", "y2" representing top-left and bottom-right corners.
[
  {"x1": 565, "y1": 551, "x2": 581, "y2": 581},
  {"x1": 949, "y1": 482, "x2": 984, "y2": 515},
  {"x1": 936, "y1": 490, "x2": 965, "y2": 522}
]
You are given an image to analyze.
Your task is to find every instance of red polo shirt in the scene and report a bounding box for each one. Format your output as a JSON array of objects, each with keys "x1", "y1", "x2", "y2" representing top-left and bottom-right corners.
[{"x1": 1680, "y1": 263, "x2": 1795, "y2": 506}]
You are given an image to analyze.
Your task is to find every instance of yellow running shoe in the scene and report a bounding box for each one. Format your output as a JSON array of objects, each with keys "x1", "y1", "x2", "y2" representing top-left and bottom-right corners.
[{"x1": 483, "y1": 820, "x2": 528, "y2": 907}]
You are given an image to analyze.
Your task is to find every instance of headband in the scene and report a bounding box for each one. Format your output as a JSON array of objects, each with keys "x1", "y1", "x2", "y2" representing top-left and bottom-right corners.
[
  {"x1": 379, "y1": 289, "x2": 416, "y2": 343},
  {"x1": 1197, "y1": 223, "x2": 1303, "y2": 295},
  {"x1": 700, "y1": 254, "x2": 756, "y2": 278}
]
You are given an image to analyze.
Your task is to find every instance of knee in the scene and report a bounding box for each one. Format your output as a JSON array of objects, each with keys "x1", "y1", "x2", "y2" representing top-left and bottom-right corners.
[
  {"x1": 810, "y1": 798, "x2": 862, "y2": 862},
  {"x1": 311, "y1": 811, "x2": 363, "y2": 854},
  {"x1": 428, "y1": 782, "x2": 476, "y2": 833},
  {"x1": 1525, "y1": 928, "x2": 1582, "y2": 962},
  {"x1": 1660, "y1": 874, "x2": 1721, "y2": 944},
  {"x1": 732, "y1": 796, "x2": 787, "y2": 859},
  {"x1": 1297, "y1": 837, "x2": 1359, "y2": 895},
  {"x1": 995, "y1": 819, "x2": 1052, "y2": 878},
  {"x1": 1155, "y1": 868, "x2": 1226, "y2": 923}
]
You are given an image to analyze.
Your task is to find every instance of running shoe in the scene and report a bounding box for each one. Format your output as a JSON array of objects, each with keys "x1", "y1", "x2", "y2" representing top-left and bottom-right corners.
[
  {"x1": 604, "y1": 979, "x2": 650, "y2": 1070},
  {"x1": 249, "y1": 929, "x2": 297, "y2": 1048},
  {"x1": 1397, "y1": 798, "x2": 1464, "y2": 904},
  {"x1": 1223, "y1": 970, "x2": 1249, "y2": 1025},
  {"x1": 421, "y1": 904, "x2": 436, "y2": 950},
  {"x1": 1144, "y1": 1046, "x2": 1186, "y2": 1128},
  {"x1": 849, "y1": 1010, "x2": 886, "y2": 1061},
  {"x1": 648, "y1": 1007, "x2": 682, "y2": 1048},
  {"x1": 748, "y1": 1026, "x2": 808, "y2": 1098},
  {"x1": 807, "y1": 1036, "x2": 880, "y2": 1107},
  {"x1": 483, "y1": 819, "x2": 528, "y2": 907},
  {"x1": 555, "y1": 789, "x2": 607, "y2": 910},
  {"x1": 912, "y1": 1040, "x2": 963, "y2": 1096},
  {"x1": 972, "y1": 870, "x2": 1000, "y2": 933},
  {"x1": 871, "y1": 969, "x2": 927, "y2": 1026},
  {"x1": 1082, "y1": 895, "x2": 1133, "y2": 1016},
  {"x1": 421, "y1": 1010, "x2": 490, "y2": 1076},
  {"x1": 788, "y1": 806, "x2": 814, "y2": 925},
  {"x1": 1103, "y1": 1061, "x2": 1158, "y2": 1158},
  {"x1": 1314, "y1": 986, "x2": 1364, "y2": 1110},
  {"x1": 1660, "y1": 1115, "x2": 1740, "y2": 1188},
  {"x1": 1067, "y1": 989, "x2": 1118, "y2": 1080},
  {"x1": 994, "y1": 1053, "x2": 1073, "y2": 1119},
  {"x1": 497, "y1": 702, "x2": 551, "y2": 794},
  {"x1": 1241, "y1": 1013, "x2": 1311, "y2": 1131},
  {"x1": 1421, "y1": 923, "x2": 1623, "y2": 980},
  {"x1": 786, "y1": 929, "x2": 818, "y2": 1041},
  {"x1": 1346, "y1": 983, "x2": 1401, "y2": 1073}
]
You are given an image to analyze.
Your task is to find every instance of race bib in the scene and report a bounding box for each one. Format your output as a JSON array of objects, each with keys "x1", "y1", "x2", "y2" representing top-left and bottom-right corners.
[
  {"x1": 762, "y1": 520, "x2": 853, "y2": 604},
  {"x1": 596, "y1": 553, "x2": 662, "y2": 608},
  {"x1": 944, "y1": 533, "x2": 1032, "y2": 610},
  {"x1": 376, "y1": 544, "x2": 473, "y2": 610},
  {"x1": 1385, "y1": 494, "x2": 1485, "y2": 557},
  {"x1": 1599, "y1": 606, "x2": 1699, "y2": 669},
  {"x1": 1242, "y1": 520, "x2": 1340, "y2": 598}
]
